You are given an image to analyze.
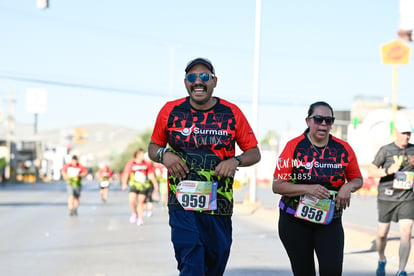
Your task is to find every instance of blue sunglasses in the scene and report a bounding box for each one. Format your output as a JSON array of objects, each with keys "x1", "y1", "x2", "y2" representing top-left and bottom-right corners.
[{"x1": 186, "y1": 73, "x2": 213, "y2": 83}]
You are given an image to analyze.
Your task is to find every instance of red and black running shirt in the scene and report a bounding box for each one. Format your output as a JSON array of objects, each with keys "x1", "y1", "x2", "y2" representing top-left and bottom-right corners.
[
  {"x1": 274, "y1": 132, "x2": 361, "y2": 216},
  {"x1": 151, "y1": 96, "x2": 258, "y2": 215}
]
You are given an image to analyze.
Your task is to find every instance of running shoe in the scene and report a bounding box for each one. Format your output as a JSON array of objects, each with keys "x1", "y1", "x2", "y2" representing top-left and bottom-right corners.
[
  {"x1": 129, "y1": 213, "x2": 137, "y2": 224},
  {"x1": 395, "y1": 271, "x2": 407, "y2": 276},
  {"x1": 146, "y1": 210, "x2": 152, "y2": 217},
  {"x1": 73, "y1": 208, "x2": 78, "y2": 216},
  {"x1": 137, "y1": 218, "x2": 144, "y2": 226},
  {"x1": 69, "y1": 209, "x2": 74, "y2": 216},
  {"x1": 376, "y1": 258, "x2": 386, "y2": 276}
]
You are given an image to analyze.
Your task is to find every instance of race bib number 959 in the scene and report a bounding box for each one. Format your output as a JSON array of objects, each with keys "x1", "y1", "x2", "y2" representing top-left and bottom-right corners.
[{"x1": 176, "y1": 181, "x2": 218, "y2": 211}]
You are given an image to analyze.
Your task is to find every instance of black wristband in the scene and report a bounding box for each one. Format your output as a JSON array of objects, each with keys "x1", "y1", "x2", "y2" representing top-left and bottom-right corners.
[
  {"x1": 385, "y1": 167, "x2": 389, "y2": 175},
  {"x1": 233, "y1": 156, "x2": 242, "y2": 166}
]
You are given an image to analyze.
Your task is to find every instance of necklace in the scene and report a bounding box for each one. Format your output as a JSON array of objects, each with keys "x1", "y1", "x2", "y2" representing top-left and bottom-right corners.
[{"x1": 307, "y1": 134, "x2": 328, "y2": 158}]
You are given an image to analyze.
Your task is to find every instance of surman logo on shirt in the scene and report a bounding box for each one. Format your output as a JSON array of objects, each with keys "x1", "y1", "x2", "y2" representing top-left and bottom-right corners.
[
  {"x1": 180, "y1": 125, "x2": 229, "y2": 137},
  {"x1": 305, "y1": 161, "x2": 343, "y2": 170}
]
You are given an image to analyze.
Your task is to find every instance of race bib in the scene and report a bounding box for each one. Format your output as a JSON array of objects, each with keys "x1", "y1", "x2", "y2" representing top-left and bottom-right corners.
[
  {"x1": 67, "y1": 167, "x2": 80, "y2": 177},
  {"x1": 134, "y1": 171, "x2": 147, "y2": 183},
  {"x1": 176, "y1": 181, "x2": 218, "y2": 211},
  {"x1": 295, "y1": 191, "x2": 337, "y2": 225},
  {"x1": 100, "y1": 181, "x2": 110, "y2": 188},
  {"x1": 393, "y1": 171, "x2": 414, "y2": 190}
]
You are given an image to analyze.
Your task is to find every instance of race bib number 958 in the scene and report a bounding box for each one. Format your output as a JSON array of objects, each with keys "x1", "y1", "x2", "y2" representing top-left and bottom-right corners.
[{"x1": 294, "y1": 192, "x2": 336, "y2": 225}]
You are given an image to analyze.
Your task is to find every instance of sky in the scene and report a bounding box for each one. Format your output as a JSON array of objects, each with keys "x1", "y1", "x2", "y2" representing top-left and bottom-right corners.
[{"x1": 0, "y1": 0, "x2": 413, "y2": 141}]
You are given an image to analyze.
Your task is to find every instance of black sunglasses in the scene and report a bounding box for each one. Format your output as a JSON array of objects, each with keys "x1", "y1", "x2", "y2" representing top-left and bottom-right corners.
[{"x1": 309, "y1": 115, "x2": 335, "y2": 126}]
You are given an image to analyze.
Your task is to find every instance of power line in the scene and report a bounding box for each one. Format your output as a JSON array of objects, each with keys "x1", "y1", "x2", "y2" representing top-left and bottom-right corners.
[
  {"x1": 0, "y1": 74, "x2": 165, "y2": 97},
  {"x1": 0, "y1": 73, "x2": 310, "y2": 107}
]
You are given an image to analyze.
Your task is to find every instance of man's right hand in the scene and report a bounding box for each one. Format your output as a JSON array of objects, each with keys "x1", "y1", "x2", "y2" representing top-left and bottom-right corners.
[
  {"x1": 162, "y1": 152, "x2": 189, "y2": 180},
  {"x1": 386, "y1": 156, "x2": 402, "y2": 174}
]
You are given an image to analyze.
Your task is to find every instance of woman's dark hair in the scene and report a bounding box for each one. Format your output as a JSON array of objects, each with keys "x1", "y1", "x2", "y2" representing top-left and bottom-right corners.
[
  {"x1": 307, "y1": 101, "x2": 334, "y2": 117},
  {"x1": 304, "y1": 101, "x2": 334, "y2": 133}
]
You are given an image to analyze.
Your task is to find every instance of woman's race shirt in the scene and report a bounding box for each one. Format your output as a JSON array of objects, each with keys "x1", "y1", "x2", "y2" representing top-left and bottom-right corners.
[
  {"x1": 123, "y1": 159, "x2": 153, "y2": 190},
  {"x1": 150, "y1": 96, "x2": 258, "y2": 215},
  {"x1": 372, "y1": 143, "x2": 414, "y2": 202},
  {"x1": 99, "y1": 169, "x2": 113, "y2": 180},
  {"x1": 273, "y1": 132, "x2": 361, "y2": 220},
  {"x1": 62, "y1": 163, "x2": 88, "y2": 187},
  {"x1": 98, "y1": 169, "x2": 113, "y2": 187}
]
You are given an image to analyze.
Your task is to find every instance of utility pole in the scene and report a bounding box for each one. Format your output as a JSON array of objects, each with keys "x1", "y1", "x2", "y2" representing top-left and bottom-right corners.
[
  {"x1": 249, "y1": 0, "x2": 262, "y2": 203},
  {"x1": 5, "y1": 93, "x2": 16, "y2": 180}
]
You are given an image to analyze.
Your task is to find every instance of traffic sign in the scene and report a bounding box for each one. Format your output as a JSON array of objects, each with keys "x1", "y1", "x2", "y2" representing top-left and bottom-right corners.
[{"x1": 380, "y1": 40, "x2": 411, "y2": 64}]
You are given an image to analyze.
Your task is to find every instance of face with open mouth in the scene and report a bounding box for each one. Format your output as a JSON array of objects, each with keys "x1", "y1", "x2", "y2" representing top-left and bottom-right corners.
[
  {"x1": 306, "y1": 105, "x2": 334, "y2": 145},
  {"x1": 184, "y1": 64, "x2": 217, "y2": 110}
]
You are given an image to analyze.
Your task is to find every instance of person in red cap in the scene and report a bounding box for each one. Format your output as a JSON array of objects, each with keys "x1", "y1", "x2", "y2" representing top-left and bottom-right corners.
[
  {"x1": 97, "y1": 164, "x2": 113, "y2": 203},
  {"x1": 148, "y1": 57, "x2": 261, "y2": 275},
  {"x1": 368, "y1": 114, "x2": 414, "y2": 276}
]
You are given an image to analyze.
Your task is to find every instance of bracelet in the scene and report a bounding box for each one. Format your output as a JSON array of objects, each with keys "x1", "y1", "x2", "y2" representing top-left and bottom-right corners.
[
  {"x1": 162, "y1": 148, "x2": 171, "y2": 163},
  {"x1": 157, "y1": 147, "x2": 171, "y2": 163},
  {"x1": 156, "y1": 148, "x2": 164, "y2": 163}
]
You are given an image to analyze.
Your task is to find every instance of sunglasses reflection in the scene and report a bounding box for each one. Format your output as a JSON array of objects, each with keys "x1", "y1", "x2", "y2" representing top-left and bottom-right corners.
[
  {"x1": 186, "y1": 73, "x2": 212, "y2": 83},
  {"x1": 309, "y1": 115, "x2": 335, "y2": 126}
]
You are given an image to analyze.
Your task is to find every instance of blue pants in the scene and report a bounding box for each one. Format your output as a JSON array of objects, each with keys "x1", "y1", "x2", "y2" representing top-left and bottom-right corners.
[{"x1": 169, "y1": 210, "x2": 232, "y2": 276}]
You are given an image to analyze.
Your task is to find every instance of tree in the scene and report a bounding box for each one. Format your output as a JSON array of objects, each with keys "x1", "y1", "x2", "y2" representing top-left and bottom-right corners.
[{"x1": 111, "y1": 128, "x2": 153, "y2": 172}]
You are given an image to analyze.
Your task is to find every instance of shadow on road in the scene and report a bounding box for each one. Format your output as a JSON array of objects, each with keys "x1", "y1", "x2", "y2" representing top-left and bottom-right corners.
[{"x1": 345, "y1": 236, "x2": 414, "y2": 256}]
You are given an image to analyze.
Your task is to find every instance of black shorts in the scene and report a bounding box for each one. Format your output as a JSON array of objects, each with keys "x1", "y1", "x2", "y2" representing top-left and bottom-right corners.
[
  {"x1": 129, "y1": 185, "x2": 149, "y2": 195},
  {"x1": 67, "y1": 184, "x2": 81, "y2": 198},
  {"x1": 144, "y1": 186, "x2": 154, "y2": 203},
  {"x1": 377, "y1": 199, "x2": 414, "y2": 223}
]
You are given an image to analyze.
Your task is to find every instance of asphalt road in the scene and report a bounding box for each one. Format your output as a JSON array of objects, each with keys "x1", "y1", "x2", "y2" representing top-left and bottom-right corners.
[{"x1": 0, "y1": 181, "x2": 413, "y2": 276}]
